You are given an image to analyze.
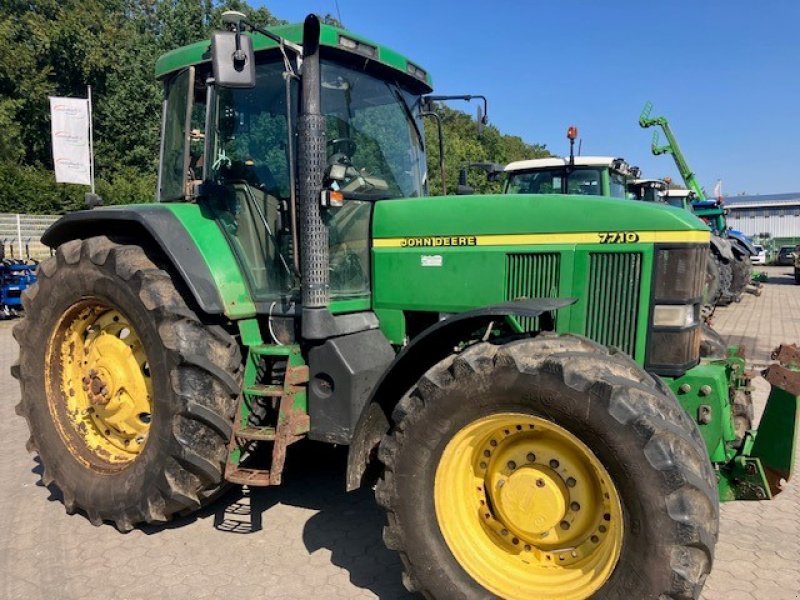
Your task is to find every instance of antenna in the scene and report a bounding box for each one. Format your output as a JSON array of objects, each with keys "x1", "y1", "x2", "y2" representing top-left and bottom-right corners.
[{"x1": 334, "y1": 0, "x2": 343, "y2": 24}]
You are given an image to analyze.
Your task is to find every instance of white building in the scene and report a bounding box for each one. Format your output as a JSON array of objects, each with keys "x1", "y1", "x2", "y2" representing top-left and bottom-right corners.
[{"x1": 725, "y1": 193, "x2": 800, "y2": 246}]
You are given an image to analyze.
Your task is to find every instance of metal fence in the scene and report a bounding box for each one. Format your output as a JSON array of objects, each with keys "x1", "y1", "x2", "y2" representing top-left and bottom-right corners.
[{"x1": 0, "y1": 213, "x2": 59, "y2": 260}]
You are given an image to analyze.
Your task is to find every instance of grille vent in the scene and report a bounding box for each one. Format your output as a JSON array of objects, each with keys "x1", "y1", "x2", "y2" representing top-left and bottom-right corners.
[
  {"x1": 585, "y1": 252, "x2": 642, "y2": 356},
  {"x1": 505, "y1": 253, "x2": 560, "y2": 331}
]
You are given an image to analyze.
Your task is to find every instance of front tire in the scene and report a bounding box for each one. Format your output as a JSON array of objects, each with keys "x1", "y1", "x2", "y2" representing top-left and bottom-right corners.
[
  {"x1": 12, "y1": 237, "x2": 241, "y2": 530},
  {"x1": 376, "y1": 334, "x2": 718, "y2": 599}
]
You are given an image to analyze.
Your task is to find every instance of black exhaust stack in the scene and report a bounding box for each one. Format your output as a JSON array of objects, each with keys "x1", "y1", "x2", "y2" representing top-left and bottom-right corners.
[
  {"x1": 298, "y1": 15, "x2": 329, "y2": 312},
  {"x1": 297, "y1": 14, "x2": 380, "y2": 340}
]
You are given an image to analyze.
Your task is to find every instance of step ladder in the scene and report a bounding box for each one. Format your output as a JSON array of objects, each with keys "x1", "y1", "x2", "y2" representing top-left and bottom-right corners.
[{"x1": 224, "y1": 344, "x2": 309, "y2": 486}]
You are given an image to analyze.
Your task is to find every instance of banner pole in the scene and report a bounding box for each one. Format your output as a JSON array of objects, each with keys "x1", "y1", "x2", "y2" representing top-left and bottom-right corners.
[
  {"x1": 87, "y1": 85, "x2": 95, "y2": 194},
  {"x1": 16, "y1": 213, "x2": 22, "y2": 260}
]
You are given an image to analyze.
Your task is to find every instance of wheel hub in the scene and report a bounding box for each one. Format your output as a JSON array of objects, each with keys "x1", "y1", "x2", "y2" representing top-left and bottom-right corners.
[
  {"x1": 434, "y1": 413, "x2": 623, "y2": 600},
  {"x1": 493, "y1": 465, "x2": 568, "y2": 538},
  {"x1": 48, "y1": 301, "x2": 153, "y2": 467}
]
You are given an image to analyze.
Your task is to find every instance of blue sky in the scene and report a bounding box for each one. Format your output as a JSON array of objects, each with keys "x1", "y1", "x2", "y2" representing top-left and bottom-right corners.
[{"x1": 260, "y1": 0, "x2": 800, "y2": 195}]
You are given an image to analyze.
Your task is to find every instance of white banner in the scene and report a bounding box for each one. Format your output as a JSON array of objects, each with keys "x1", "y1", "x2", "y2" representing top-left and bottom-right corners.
[{"x1": 49, "y1": 96, "x2": 91, "y2": 186}]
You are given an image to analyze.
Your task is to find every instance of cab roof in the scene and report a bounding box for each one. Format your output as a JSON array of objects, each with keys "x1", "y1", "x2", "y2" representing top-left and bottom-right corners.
[
  {"x1": 505, "y1": 156, "x2": 621, "y2": 172},
  {"x1": 154, "y1": 21, "x2": 433, "y2": 91}
]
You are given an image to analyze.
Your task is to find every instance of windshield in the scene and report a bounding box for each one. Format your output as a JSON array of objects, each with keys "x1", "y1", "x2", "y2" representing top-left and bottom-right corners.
[
  {"x1": 506, "y1": 167, "x2": 603, "y2": 196},
  {"x1": 321, "y1": 60, "x2": 426, "y2": 199}
]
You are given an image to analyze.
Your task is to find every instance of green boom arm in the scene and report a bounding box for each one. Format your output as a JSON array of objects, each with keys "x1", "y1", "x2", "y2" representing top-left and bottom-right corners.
[{"x1": 639, "y1": 101, "x2": 706, "y2": 201}]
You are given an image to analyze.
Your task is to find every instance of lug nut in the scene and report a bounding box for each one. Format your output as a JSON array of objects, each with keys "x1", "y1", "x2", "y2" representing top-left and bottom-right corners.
[
  {"x1": 699, "y1": 385, "x2": 712, "y2": 396},
  {"x1": 679, "y1": 383, "x2": 691, "y2": 394},
  {"x1": 507, "y1": 461, "x2": 516, "y2": 471},
  {"x1": 526, "y1": 452, "x2": 536, "y2": 463},
  {"x1": 570, "y1": 502, "x2": 580, "y2": 511},
  {"x1": 549, "y1": 459, "x2": 560, "y2": 469},
  {"x1": 559, "y1": 520, "x2": 570, "y2": 530},
  {"x1": 566, "y1": 477, "x2": 576, "y2": 487}
]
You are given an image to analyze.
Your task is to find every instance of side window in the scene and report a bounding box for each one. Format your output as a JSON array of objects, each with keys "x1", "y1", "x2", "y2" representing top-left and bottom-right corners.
[
  {"x1": 328, "y1": 200, "x2": 372, "y2": 299},
  {"x1": 158, "y1": 68, "x2": 194, "y2": 201},
  {"x1": 609, "y1": 172, "x2": 626, "y2": 198},
  {"x1": 567, "y1": 169, "x2": 601, "y2": 195}
]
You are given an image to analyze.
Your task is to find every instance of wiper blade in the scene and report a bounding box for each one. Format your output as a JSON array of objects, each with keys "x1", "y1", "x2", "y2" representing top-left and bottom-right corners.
[{"x1": 389, "y1": 84, "x2": 424, "y2": 151}]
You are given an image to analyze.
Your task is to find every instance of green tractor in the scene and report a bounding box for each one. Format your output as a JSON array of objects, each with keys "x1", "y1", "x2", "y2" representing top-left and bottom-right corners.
[
  {"x1": 13, "y1": 14, "x2": 800, "y2": 600},
  {"x1": 639, "y1": 102, "x2": 756, "y2": 305}
]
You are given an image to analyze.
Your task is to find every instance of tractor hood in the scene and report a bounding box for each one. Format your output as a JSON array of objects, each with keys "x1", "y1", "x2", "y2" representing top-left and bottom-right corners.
[{"x1": 372, "y1": 193, "x2": 710, "y2": 241}]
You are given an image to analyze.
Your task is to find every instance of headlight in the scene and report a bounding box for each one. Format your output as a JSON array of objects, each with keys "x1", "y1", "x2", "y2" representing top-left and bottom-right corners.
[
  {"x1": 652, "y1": 247, "x2": 706, "y2": 301},
  {"x1": 653, "y1": 304, "x2": 696, "y2": 328},
  {"x1": 646, "y1": 245, "x2": 706, "y2": 376}
]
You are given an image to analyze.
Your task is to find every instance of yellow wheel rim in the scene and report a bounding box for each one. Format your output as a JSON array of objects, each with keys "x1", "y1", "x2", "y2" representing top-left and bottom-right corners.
[
  {"x1": 46, "y1": 300, "x2": 153, "y2": 469},
  {"x1": 434, "y1": 413, "x2": 623, "y2": 600}
]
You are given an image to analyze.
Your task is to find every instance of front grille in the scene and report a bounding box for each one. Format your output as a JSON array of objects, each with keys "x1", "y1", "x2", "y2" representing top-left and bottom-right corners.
[
  {"x1": 585, "y1": 252, "x2": 642, "y2": 356},
  {"x1": 505, "y1": 253, "x2": 560, "y2": 331}
]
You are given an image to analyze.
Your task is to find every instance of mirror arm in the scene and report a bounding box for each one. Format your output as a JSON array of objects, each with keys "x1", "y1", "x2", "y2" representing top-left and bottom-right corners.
[
  {"x1": 423, "y1": 94, "x2": 489, "y2": 125},
  {"x1": 421, "y1": 111, "x2": 446, "y2": 195},
  {"x1": 241, "y1": 20, "x2": 304, "y2": 55}
]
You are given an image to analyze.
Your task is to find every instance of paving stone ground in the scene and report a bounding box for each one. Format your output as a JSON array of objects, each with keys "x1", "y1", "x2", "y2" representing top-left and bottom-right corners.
[{"x1": 1, "y1": 265, "x2": 798, "y2": 600}]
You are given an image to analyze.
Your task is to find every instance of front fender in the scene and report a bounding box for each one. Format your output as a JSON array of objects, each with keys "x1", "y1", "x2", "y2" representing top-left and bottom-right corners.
[{"x1": 345, "y1": 297, "x2": 575, "y2": 490}]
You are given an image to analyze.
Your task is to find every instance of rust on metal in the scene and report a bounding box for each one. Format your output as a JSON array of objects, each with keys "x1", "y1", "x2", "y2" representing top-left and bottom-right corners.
[
  {"x1": 763, "y1": 364, "x2": 800, "y2": 396},
  {"x1": 226, "y1": 467, "x2": 271, "y2": 486},
  {"x1": 771, "y1": 344, "x2": 800, "y2": 368},
  {"x1": 269, "y1": 386, "x2": 310, "y2": 486},
  {"x1": 286, "y1": 365, "x2": 310, "y2": 385}
]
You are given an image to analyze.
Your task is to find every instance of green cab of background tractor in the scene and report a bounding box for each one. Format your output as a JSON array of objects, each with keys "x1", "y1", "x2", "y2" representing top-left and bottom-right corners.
[{"x1": 12, "y1": 12, "x2": 799, "y2": 600}]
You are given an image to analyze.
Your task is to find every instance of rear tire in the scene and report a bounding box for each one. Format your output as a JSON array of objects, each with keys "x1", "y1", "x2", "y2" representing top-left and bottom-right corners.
[
  {"x1": 731, "y1": 254, "x2": 751, "y2": 298},
  {"x1": 376, "y1": 334, "x2": 718, "y2": 600},
  {"x1": 12, "y1": 237, "x2": 241, "y2": 531},
  {"x1": 715, "y1": 254, "x2": 733, "y2": 306},
  {"x1": 704, "y1": 252, "x2": 720, "y2": 314}
]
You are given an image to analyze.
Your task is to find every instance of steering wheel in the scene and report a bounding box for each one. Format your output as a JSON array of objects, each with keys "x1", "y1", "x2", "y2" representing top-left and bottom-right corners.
[{"x1": 327, "y1": 137, "x2": 357, "y2": 158}]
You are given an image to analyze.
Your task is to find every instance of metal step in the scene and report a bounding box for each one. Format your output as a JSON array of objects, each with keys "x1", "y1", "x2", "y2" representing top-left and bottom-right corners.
[
  {"x1": 224, "y1": 467, "x2": 271, "y2": 487},
  {"x1": 234, "y1": 426, "x2": 276, "y2": 442},
  {"x1": 250, "y1": 344, "x2": 296, "y2": 357},
  {"x1": 244, "y1": 384, "x2": 283, "y2": 397}
]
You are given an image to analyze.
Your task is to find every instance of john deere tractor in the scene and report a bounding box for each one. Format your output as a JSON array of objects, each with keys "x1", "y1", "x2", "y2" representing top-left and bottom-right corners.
[{"x1": 13, "y1": 14, "x2": 800, "y2": 600}]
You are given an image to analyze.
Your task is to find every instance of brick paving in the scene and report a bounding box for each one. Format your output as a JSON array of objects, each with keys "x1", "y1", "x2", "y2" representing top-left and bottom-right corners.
[{"x1": 0, "y1": 266, "x2": 798, "y2": 599}]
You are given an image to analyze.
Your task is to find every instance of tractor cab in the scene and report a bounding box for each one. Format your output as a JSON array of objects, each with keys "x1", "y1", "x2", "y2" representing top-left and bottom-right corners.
[
  {"x1": 662, "y1": 187, "x2": 695, "y2": 210},
  {"x1": 503, "y1": 156, "x2": 635, "y2": 199},
  {"x1": 157, "y1": 16, "x2": 431, "y2": 308},
  {"x1": 627, "y1": 178, "x2": 667, "y2": 203}
]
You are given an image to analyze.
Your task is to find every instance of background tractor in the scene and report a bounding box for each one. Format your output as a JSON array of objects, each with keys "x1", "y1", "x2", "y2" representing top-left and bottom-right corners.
[
  {"x1": 12, "y1": 13, "x2": 800, "y2": 600},
  {"x1": 639, "y1": 102, "x2": 756, "y2": 304}
]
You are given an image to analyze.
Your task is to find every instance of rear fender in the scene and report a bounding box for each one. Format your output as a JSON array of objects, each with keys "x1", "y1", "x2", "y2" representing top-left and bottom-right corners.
[
  {"x1": 345, "y1": 297, "x2": 575, "y2": 490},
  {"x1": 41, "y1": 205, "x2": 255, "y2": 318}
]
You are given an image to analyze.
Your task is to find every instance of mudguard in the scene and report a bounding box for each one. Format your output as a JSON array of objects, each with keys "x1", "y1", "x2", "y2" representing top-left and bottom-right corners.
[
  {"x1": 727, "y1": 229, "x2": 756, "y2": 257},
  {"x1": 41, "y1": 205, "x2": 253, "y2": 317},
  {"x1": 345, "y1": 297, "x2": 576, "y2": 490},
  {"x1": 710, "y1": 234, "x2": 734, "y2": 262}
]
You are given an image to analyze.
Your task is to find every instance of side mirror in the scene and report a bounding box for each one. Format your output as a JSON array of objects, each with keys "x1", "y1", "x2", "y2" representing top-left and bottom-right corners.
[
  {"x1": 485, "y1": 163, "x2": 504, "y2": 182},
  {"x1": 211, "y1": 31, "x2": 256, "y2": 88},
  {"x1": 457, "y1": 166, "x2": 474, "y2": 195}
]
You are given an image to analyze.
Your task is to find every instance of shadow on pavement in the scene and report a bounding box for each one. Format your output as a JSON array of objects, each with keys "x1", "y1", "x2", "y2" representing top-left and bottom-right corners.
[
  {"x1": 32, "y1": 440, "x2": 411, "y2": 598},
  {"x1": 212, "y1": 441, "x2": 412, "y2": 599},
  {"x1": 762, "y1": 267, "x2": 796, "y2": 286}
]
